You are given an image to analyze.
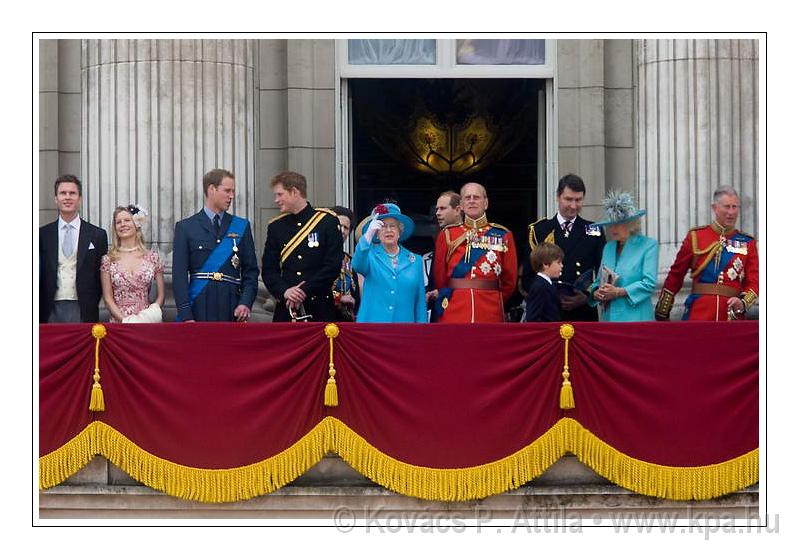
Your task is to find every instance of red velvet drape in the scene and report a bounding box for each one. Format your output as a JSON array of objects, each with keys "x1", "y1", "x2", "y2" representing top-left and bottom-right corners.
[{"x1": 40, "y1": 322, "x2": 758, "y2": 470}]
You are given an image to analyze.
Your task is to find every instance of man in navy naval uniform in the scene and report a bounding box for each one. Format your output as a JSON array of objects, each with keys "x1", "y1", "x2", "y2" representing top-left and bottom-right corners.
[
  {"x1": 522, "y1": 174, "x2": 605, "y2": 322},
  {"x1": 262, "y1": 171, "x2": 343, "y2": 322},
  {"x1": 172, "y1": 168, "x2": 259, "y2": 322}
]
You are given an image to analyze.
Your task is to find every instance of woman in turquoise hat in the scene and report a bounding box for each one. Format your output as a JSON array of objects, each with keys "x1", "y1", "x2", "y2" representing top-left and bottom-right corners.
[
  {"x1": 588, "y1": 191, "x2": 659, "y2": 322},
  {"x1": 352, "y1": 203, "x2": 427, "y2": 323}
]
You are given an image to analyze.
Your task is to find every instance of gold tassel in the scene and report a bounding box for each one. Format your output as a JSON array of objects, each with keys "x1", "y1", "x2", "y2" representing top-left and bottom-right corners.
[
  {"x1": 89, "y1": 324, "x2": 107, "y2": 412},
  {"x1": 325, "y1": 378, "x2": 338, "y2": 407},
  {"x1": 560, "y1": 380, "x2": 575, "y2": 410},
  {"x1": 323, "y1": 323, "x2": 340, "y2": 407},
  {"x1": 559, "y1": 323, "x2": 575, "y2": 410}
]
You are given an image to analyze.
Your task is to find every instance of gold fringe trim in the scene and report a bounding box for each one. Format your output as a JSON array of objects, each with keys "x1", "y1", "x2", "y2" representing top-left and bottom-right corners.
[
  {"x1": 39, "y1": 418, "x2": 758, "y2": 503},
  {"x1": 39, "y1": 421, "x2": 332, "y2": 503},
  {"x1": 565, "y1": 418, "x2": 759, "y2": 501},
  {"x1": 330, "y1": 417, "x2": 570, "y2": 501}
]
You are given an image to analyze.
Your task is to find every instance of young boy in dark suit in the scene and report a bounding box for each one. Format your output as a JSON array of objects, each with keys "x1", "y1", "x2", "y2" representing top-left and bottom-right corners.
[{"x1": 525, "y1": 242, "x2": 564, "y2": 322}]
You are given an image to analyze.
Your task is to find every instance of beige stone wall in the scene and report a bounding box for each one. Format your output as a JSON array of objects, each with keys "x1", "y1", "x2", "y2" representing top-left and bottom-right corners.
[
  {"x1": 39, "y1": 39, "x2": 82, "y2": 225},
  {"x1": 556, "y1": 39, "x2": 636, "y2": 221},
  {"x1": 254, "y1": 39, "x2": 336, "y2": 251}
]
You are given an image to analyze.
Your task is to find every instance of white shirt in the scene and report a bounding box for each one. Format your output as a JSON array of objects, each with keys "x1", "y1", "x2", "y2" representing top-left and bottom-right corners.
[
  {"x1": 556, "y1": 213, "x2": 574, "y2": 230},
  {"x1": 537, "y1": 271, "x2": 554, "y2": 285},
  {"x1": 58, "y1": 215, "x2": 81, "y2": 255}
]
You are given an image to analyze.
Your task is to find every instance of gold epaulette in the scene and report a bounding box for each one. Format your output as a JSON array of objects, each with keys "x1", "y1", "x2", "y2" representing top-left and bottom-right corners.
[
  {"x1": 490, "y1": 223, "x2": 510, "y2": 233},
  {"x1": 268, "y1": 212, "x2": 289, "y2": 224},
  {"x1": 315, "y1": 207, "x2": 339, "y2": 218},
  {"x1": 528, "y1": 218, "x2": 548, "y2": 248}
]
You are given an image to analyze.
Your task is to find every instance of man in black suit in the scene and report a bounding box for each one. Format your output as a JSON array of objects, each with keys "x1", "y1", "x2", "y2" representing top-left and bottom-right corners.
[
  {"x1": 522, "y1": 174, "x2": 605, "y2": 322},
  {"x1": 262, "y1": 171, "x2": 343, "y2": 322},
  {"x1": 172, "y1": 168, "x2": 259, "y2": 322},
  {"x1": 39, "y1": 174, "x2": 108, "y2": 323}
]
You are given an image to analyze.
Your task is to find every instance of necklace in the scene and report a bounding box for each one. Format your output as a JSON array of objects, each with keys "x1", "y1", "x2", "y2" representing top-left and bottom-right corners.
[
  {"x1": 385, "y1": 249, "x2": 400, "y2": 267},
  {"x1": 118, "y1": 246, "x2": 140, "y2": 253}
]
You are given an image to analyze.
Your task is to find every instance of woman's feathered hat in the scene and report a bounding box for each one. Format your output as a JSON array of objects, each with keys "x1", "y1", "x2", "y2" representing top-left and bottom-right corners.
[
  {"x1": 125, "y1": 204, "x2": 148, "y2": 230},
  {"x1": 593, "y1": 191, "x2": 646, "y2": 227}
]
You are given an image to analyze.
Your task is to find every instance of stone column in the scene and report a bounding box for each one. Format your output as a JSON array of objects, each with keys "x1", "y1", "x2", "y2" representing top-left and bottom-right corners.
[
  {"x1": 81, "y1": 39, "x2": 257, "y2": 265},
  {"x1": 636, "y1": 39, "x2": 759, "y2": 255}
]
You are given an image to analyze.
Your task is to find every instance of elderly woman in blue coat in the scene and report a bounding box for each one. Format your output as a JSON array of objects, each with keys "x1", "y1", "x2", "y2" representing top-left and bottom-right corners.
[
  {"x1": 589, "y1": 191, "x2": 659, "y2": 321},
  {"x1": 352, "y1": 203, "x2": 427, "y2": 323}
]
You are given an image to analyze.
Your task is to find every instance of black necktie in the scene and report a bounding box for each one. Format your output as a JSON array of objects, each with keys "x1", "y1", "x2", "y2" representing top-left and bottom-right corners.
[{"x1": 213, "y1": 215, "x2": 221, "y2": 238}]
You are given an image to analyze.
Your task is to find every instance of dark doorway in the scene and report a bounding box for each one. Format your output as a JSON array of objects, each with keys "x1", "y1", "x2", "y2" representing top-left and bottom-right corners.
[{"x1": 350, "y1": 78, "x2": 544, "y2": 257}]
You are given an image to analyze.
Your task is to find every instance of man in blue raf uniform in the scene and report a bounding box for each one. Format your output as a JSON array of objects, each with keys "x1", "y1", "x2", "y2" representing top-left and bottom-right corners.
[
  {"x1": 522, "y1": 174, "x2": 605, "y2": 322},
  {"x1": 262, "y1": 171, "x2": 343, "y2": 322},
  {"x1": 172, "y1": 168, "x2": 259, "y2": 322}
]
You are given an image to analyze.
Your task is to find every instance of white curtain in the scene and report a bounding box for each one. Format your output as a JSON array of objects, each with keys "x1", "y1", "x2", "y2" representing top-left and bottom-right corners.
[
  {"x1": 348, "y1": 39, "x2": 436, "y2": 65},
  {"x1": 457, "y1": 40, "x2": 545, "y2": 65}
]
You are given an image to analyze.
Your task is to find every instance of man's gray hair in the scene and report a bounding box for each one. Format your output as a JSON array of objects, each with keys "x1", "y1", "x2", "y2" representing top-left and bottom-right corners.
[{"x1": 712, "y1": 186, "x2": 739, "y2": 204}]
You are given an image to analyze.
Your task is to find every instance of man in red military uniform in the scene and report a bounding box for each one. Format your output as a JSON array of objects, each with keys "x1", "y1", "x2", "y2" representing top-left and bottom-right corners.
[
  {"x1": 655, "y1": 187, "x2": 758, "y2": 321},
  {"x1": 433, "y1": 182, "x2": 517, "y2": 323}
]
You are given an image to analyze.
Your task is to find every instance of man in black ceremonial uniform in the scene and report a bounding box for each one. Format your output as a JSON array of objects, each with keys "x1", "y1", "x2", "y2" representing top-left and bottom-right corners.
[
  {"x1": 262, "y1": 171, "x2": 343, "y2": 322},
  {"x1": 522, "y1": 174, "x2": 605, "y2": 321}
]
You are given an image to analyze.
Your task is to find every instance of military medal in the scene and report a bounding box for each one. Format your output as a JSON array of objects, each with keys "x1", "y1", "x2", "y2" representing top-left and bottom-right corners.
[
  {"x1": 307, "y1": 232, "x2": 319, "y2": 248},
  {"x1": 231, "y1": 238, "x2": 241, "y2": 269}
]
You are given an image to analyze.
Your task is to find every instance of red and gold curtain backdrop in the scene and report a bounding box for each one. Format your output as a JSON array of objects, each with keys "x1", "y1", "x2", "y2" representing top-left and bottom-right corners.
[{"x1": 39, "y1": 322, "x2": 758, "y2": 503}]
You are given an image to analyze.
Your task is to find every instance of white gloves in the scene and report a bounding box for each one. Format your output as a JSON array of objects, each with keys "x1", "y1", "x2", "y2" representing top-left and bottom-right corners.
[{"x1": 364, "y1": 218, "x2": 384, "y2": 243}]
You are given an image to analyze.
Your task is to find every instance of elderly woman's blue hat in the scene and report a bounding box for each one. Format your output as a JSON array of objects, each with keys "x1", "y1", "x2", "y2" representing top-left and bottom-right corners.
[
  {"x1": 360, "y1": 203, "x2": 415, "y2": 243},
  {"x1": 594, "y1": 191, "x2": 646, "y2": 227}
]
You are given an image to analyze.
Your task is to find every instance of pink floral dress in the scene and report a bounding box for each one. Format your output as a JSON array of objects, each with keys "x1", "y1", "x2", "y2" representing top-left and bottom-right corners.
[{"x1": 101, "y1": 251, "x2": 164, "y2": 322}]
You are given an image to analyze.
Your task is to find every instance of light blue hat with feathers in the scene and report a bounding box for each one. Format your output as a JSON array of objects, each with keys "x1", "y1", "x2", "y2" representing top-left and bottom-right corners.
[{"x1": 594, "y1": 191, "x2": 646, "y2": 227}]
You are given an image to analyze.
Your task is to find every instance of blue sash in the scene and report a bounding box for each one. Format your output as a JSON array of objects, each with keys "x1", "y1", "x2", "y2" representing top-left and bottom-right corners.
[
  {"x1": 684, "y1": 233, "x2": 749, "y2": 319},
  {"x1": 187, "y1": 216, "x2": 247, "y2": 306},
  {"x1": 434, "y1": 227, "x2": 500, "y2": 317}
]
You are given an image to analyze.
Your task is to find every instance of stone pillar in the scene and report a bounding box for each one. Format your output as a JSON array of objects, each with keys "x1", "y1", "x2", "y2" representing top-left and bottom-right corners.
[
  {"x1": 636, "y1": 39, "x2": 759, "y2": 255},
  {"x1": 556, "y1": 40, "x2": 607, "y2": 219},
  {"x1": 39, "y1": 39, "x2": 82, "y2": 225},
  {"x1": 81, "y1": 39, "x2": 257, "y2": 264}
]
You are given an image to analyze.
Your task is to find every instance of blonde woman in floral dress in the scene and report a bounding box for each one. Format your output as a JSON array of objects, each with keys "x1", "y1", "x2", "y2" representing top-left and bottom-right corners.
[{"x1": 100, "y1": 205, "x2": 165, "y2": 323}]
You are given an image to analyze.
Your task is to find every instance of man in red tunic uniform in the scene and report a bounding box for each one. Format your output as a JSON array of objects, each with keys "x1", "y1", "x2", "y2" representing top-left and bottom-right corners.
[
  {"x1": 655, "y1": 187, "x2": 758, "y2": 321},
  {"x1": 433, "y1": 182, "x2": 517, "y2": 323}
]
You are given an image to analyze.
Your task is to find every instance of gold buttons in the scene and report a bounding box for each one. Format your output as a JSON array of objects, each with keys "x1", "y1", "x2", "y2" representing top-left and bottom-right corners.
[
  {"x1": 298, "y1": 255, "x2": 303, "y2": 259},
  {"x1": 297, "y1": 271, "x2": 302, "y2": 276}
]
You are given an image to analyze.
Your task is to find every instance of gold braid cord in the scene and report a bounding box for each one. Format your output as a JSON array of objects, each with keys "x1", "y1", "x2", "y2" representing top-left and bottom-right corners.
[
  {"x1": 89, "y1": 324, "x2": 107, "y2": 412},
  {"x1": 39, "y1": 418, "x2": 758, "y2": 503},
  {"x1": 323, "y1": 323, "x2": 340, "y2": 407},
  {"x1": 559, "y1": 324, "x2": 575, "y2": 410}
]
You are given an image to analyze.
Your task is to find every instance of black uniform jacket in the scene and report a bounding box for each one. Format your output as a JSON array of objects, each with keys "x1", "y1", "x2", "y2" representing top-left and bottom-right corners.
[{"x1": 262, "y1": 203, "x2": 343, "y2": 322}]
